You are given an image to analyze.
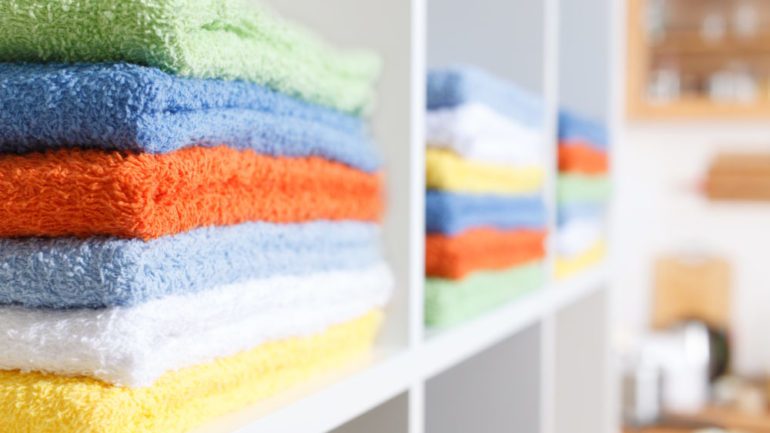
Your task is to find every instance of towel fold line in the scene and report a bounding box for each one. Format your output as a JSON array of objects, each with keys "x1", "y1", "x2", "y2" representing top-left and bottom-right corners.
[
  {"x1": 0, "y1": 63, "x2": 381, "y2": 171},
  {"x1": 426, "y1": 190, "x2": 547, "y2": 235},
  {"x1": 0, "y1": 311, "x2": 383, "y2": 433},
  {"x1": 426, "y1": 228, "x2": 546, "y2": 279},
  {"x1": 0, "y1": 263, "x2": 392, "y2": 387},
  {"x1": 0, "y1": 146, "x2": 384, "y2": 240},
  {"x1": 0, "y1": 220, "x2": 383, "y2": 309},
  {"x1": 0, "y1": 0, "x2": 382, "y2": 113},
  {"x1": 427, "y1": 148, "x2": 545, "y2": 195}
]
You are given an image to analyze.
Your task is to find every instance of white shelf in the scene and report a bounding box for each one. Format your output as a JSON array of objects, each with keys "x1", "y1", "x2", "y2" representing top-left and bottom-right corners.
[
  {"x1": 190, "y1": 348, "x2": 413, "y2": 433},
  {"x1": 189, "y1": 266, "x2": 608, "y2": 433},
  {"x1": 190, "y1": 0, "x2": 617, "y2": 431},
  {"x1": 421, "y1": 265, "x2": 608, "y2": 379}
]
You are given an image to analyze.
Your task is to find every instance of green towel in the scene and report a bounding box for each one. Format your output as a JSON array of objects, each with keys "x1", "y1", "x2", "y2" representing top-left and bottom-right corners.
[
  {"x1": 425, "y1": 263, "x2": 544, "y2": 328},
  {"x1": 557, "y1": 174, "x2": 611, "y2": 204},
  {"x1": 0, "y1": 0, "x2": 381, "y2": 114}
]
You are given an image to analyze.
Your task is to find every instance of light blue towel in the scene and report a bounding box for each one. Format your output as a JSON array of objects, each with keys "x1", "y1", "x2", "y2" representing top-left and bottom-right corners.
[
  {"x1": 0, "y1": 63, "x2": 380, "y2": 172},
  {"x1": 558, "y1": 109, "x2": 608, "y2": 149},
  {"x1": 427, "y1": 65, "x2": 544, "y2": 127},
  {"x1": 558, "y1": 203, "x2": 607, "y2": 226},
  {"x1": 0, "y1": 221, "x2": 382, "y2": 309},
  {"x1": 427, "y1": 190, "x2": 547, "y2": 235}
]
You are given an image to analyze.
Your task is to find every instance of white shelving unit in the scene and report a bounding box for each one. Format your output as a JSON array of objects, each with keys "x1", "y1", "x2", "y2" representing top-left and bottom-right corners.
[{"x1": 190, "y1": 0, "x2": 619, "y2": 432}]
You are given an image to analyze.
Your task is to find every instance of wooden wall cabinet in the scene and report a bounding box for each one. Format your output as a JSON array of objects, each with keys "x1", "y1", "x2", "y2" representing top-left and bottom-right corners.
[{"x1": 627, "y1": 0, "x2": 770, "y2": 119}]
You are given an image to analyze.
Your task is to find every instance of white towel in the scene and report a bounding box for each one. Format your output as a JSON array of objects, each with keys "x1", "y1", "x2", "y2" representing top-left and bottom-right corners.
[
  {"x1": 557, "y1": 219, "x2": 605, "y2": 258},
  {"x1": 0, "y1": 263, "x2": 393, "y2": 387},
  {"x1": 426, "y1": 102, "x2": 543, "y2": 165}
]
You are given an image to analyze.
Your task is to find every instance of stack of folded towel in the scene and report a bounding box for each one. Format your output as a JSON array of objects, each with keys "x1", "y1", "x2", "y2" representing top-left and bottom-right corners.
[
  {"x1": 0, "y1": 2, "x2": 392, "y2": 433},
  {"x1": 555, "y1": 110, "x2": 611, "y2": 278},
  {"x1": 424, "y1": 66, "x2": 548, "y2": 328}
]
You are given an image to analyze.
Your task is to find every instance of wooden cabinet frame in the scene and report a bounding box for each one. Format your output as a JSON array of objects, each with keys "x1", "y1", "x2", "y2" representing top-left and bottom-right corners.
[{"x1": 626, "y1": 0, "x2": 770, "y2": 119}]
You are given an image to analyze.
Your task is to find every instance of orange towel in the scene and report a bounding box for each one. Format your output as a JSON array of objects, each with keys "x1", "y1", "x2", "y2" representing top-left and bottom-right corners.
[
  {"x1": 426, "y1": 228, "x2": 546, "y2": 279},
  {"x1": 558, "y1": 142, "x2": 608, "y2": 174},
  {"x1": 0, "y1": 147, "x2": 383, "y2": 239}
]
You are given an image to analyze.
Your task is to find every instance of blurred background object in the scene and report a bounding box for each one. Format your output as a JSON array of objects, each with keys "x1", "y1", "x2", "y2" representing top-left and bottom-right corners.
[
  {"x1": 705, "y1": 152, "x2": 770, "y2": 201},
  {"x1": 618, "y1": 1, "x2": 770, "y2": 432},
  {"x1": 627, "y1": 0, "x2": 770, "y2": 118},
  {"x1": 652, "y1": 254, "x2": 731, "y2": 331}
]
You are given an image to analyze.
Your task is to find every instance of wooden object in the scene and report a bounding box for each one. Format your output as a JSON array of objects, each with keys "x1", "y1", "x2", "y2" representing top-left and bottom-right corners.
[
  {"x1": 625, "y1": 405, "x2": 770, "y2": 432},
  {"x1": 652, "y1": 255, "x2": 731, "y2": 330},
  {"x1": 706, "y1": 152, "x2": 770, "y2": 201},
  {"x1": 626, "y1": 0, "x2": 770, "y2": 119},
  {"x1": 671, "y1": 405, "x2": 770, "y2": 432}
]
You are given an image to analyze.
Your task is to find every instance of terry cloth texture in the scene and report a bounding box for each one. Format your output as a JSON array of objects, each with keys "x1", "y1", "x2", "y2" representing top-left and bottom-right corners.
[
  {"x1": 426, "y1": 190, "x2": 547, "y2": 235},
  {"x1": 427, "y1": 149, "x2": 544, "y2": 195},
  {"x1": 0, "y1": 221, "x2": 382, "y2": 309},
  {"x1": 0, "y1": 0, "x2": 381, "y2": 114},
  {"x1": 0, "y1": 310, "x2": 382, "y2": 433},
  {"x1": 426, "y1": 229, "x2": 546, "y2": 279},
  {"x1": 0, "y1": 263, "x2": 392, "y2": 387},
  {"x1": 558, "y1": 110, "x2": 607, "y2": 148},
  {"x1": 0, "y1": 146, "x2": 383, "y2": 239},
  {"x1": 426, "y1": 102, "x2": 542, "y2": 165},
  {"x1": 0, "y1": 63, "x2": 379, "y2": 172},
  {"x1": 559, "y1": 142, "x2": 609, "y2": 174},
  {"x1": 557, "y1": 219, "x2": 604, "y2": 258},
  {"x1": 558, "y1": 174, "x2": 611, "y2": 205},
  {"x1": 425, "y1": 262, "x2": 544, "y2": 328},
  {"x1": 555, "y1": 240, "x2": 606, "y2": 279},
  {"x1": 427, "y1": 66, "x2": 544, "y2": 127}
]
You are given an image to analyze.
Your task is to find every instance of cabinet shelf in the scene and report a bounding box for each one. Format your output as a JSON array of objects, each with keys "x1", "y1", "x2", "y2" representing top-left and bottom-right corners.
[
  {"x1": 627, "y1": 0, "x2": 770, "y2": 119},
  {"x1": 183, "y1": 0, "x2": 617, "y2": 431},
  {"x1": 651, "y1": 30, "x2": 770, "y2": 56},
  {"x1": 630, "y1": 96, "x2": 770, "y2": 119},
  {"x1": 189, "y1": 266, "x2": 609, "y2": 433}
]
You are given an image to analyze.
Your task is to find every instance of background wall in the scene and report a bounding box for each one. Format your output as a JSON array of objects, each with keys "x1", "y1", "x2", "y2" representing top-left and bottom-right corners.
[
  {"x1": 427, "y1": 0, "x2": 545, "y2": 94},
  {"x1": 613, "y1": 121, "x2": 770, "y2": 375},
  {"x1": 558, "y1": 0, "x2": 610, "y2": 120}
]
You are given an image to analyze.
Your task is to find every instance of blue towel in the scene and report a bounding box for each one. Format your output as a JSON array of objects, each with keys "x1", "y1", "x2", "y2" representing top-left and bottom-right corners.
[
  {"x1": 427, "y1": 65, "x2": 544, "y2": 128},
  {"x1": 0, "y1": 221, "x2": 382, "y2": 309},
  {"x1": 0, "y1": 63, "x2": 380, "y2": 172},
  {"x1": 558, "y1": 203, "x2": 607, "y2": 226},
  {"x1": 427, "y1": 190, "x2": 547, "y2": 235},
  {"x1": 558, "y1": 110, "x2": 608, "y2": 149}
]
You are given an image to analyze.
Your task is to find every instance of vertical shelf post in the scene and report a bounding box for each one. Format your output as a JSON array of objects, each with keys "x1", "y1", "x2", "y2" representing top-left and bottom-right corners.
[
  {"x1": 541, "y1": 0, "x2": 560, "y2": 431},
  {"x1": 409, "y1": 0, "x2": 428, "y2": 432}
]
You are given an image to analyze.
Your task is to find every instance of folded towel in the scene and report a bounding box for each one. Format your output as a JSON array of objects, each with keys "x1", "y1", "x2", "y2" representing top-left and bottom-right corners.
[
  {"x1": 428, "y1": 66, "x2": 544, "y2": 127},
  {"x1": 425, "y1": 262, "x2": 543, "y2": 328},
  {"x1": 0, "y1": 221, "x2": 381, "y2": 309},
  {"x1": 426, "y1": 229, "x2": 546, "y2": 279},
  {"x1": 558, "y1": 174, "x2": 611, "y2": 205},
  {"x1": 0, "y1": 63, "x2": 379, "y2": 172},
  {"x1": 426, "y1": 102, "x2": 542, "y2": 165},
  {"x1": 555, "y1": 240, "x2": 606, "y2": 279},
  {"x1": 0, "y1": 146, "x2": 383, "y2": 239},
  {"x1": 0, "y1": 263, "x2": 391, "y2": 387},
  {"x1": 557, "y1": 219, "x2": 604, "y2": 258},
  {"x1": 0, "y1": 1, "x2": 381, "y2": 113},
  {"x1": 427, "y1": 190, "x2": 547, "y2": 235},
  {"x1": 0, "y1": 310, "x2": 381, "y2": 433},
  {"x1": 559, "y1": 142, "x2": 609, "y2": 174},
  {"x1": 427, "y1": 149, "x2": 544, "y2": 195},
  {"x1": 558, "y1": 203, "x2": 606, "y2": 226},
  {"x1": 558, "y1": 110, "x2": 608, "y2": 148}
]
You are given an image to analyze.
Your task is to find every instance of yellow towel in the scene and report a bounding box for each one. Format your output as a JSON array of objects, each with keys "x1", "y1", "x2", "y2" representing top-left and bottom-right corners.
[
  {"x1": 0, "y1": 311, "x2": 382, "y2": 433},
  {"x1": 555, "y1": 240, "x2": 606, "y2": 279},
  {"x1": 426, "y1": 148, "x2": 544, "y2": 195}
]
